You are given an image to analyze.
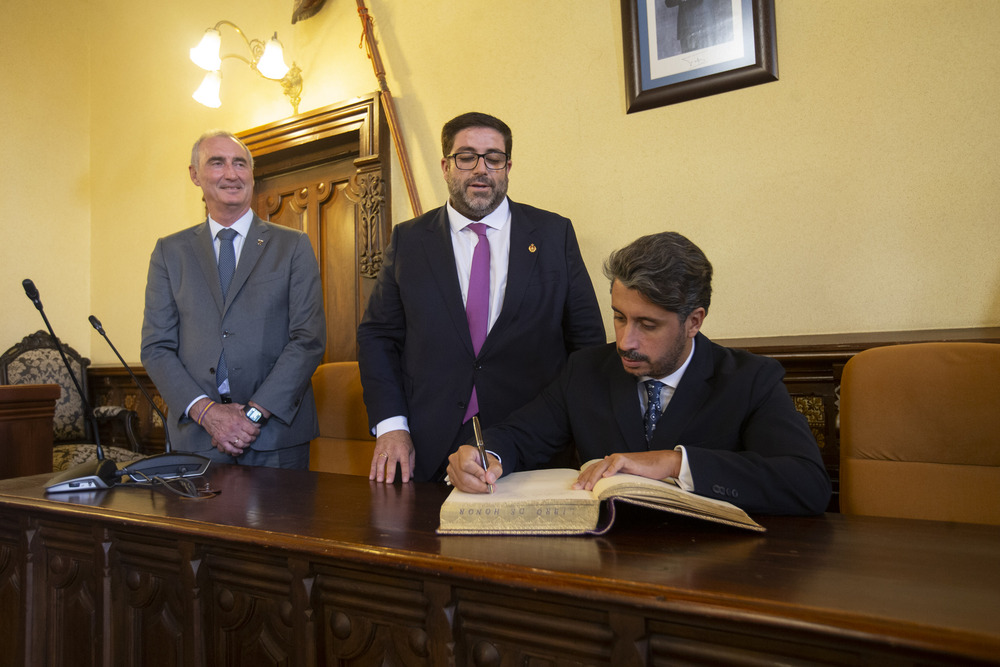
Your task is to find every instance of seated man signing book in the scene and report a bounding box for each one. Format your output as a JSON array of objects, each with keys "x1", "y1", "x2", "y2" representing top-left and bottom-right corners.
[{"x1": 446, "y1": 231, "x2": 831, "y2": 516}]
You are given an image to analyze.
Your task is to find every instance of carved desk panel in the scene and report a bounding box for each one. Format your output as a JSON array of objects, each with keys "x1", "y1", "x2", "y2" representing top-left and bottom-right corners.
[{"x1": 1, "y1": 467, "x2": 998, "y2": 666}]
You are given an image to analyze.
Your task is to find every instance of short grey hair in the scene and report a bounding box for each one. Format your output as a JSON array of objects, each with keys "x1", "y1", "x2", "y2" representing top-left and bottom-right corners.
[{"x1": 190, "y1": 130, "x2": 254, "y2": 171}]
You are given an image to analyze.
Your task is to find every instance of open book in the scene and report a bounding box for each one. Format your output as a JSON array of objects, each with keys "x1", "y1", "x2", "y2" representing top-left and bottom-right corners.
[{"x1": 438, "y1": 463, "x2": 765, "y2": 535}]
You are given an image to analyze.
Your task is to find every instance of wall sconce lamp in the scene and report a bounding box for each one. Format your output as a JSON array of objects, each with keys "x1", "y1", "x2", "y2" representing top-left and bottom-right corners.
[{"x1": 190, "y1": 20, "x2": 303, "y2": 114}]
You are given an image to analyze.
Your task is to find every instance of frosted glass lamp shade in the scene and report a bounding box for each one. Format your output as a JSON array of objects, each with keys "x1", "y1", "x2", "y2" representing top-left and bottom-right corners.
[
  {"x1": 257, "y1": 35, "x2": 290, "y2": 80},
  {"x1": 190, "y1": 29, "x2": 222, "y2": 71},
  {"x1": 192, "y1": 71, "x2": 222, "y2": 108}
]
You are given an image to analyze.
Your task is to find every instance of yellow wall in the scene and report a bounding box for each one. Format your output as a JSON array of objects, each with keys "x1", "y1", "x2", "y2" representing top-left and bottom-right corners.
[
  {"x1": 3, "y1": 0, "x2": 998, "y2": 366},
  {"x1": 3, "y1": 0, "x2": 92, "y2": 354}
]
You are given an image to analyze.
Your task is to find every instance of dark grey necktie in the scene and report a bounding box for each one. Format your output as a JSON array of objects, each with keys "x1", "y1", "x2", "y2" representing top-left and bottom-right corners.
[
  {"x1": 216, "y1": 228, "x2": 238, "y2": 389},
  {"x1": 643, "y1": 379, "x2": 665, "y2": 445}
]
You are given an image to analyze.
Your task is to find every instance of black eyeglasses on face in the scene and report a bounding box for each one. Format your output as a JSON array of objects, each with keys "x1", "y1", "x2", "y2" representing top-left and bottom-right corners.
[{"x1": 447, "y1": 151, "x2": 510, "y2": 170}]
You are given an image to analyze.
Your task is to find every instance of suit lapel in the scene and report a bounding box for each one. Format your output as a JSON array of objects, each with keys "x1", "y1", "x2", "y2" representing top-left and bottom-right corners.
[
  {"x1": 421, "y1": 209, "x2": 475, "y2": 357},
  {"x1": 193, "y1": 222, "x2": 226, "y2": 313},
  {"x1": 484, "y1": 201, "x2": 537, "y2": 354},
  {"x1": 224, "y1": 216, "x2": 268, "y2": 312},
  {"x1": 607, "y1": 353, "x2": 648, "y2": 452},
  {"x1": 652, "y1": 333, "x2": 714, "y2": 447}
]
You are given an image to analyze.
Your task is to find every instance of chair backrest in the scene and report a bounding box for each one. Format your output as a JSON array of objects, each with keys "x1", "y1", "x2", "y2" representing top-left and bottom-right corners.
[
  {"x1": 840, "y1": 342, "x2": 1000, "y2": 525},
  {"x1": 309, "y1": 361, "x2": 376, "y2": 476},
  {"x1": 0, "y1": 331, "x2": 90, "y2": 443}
]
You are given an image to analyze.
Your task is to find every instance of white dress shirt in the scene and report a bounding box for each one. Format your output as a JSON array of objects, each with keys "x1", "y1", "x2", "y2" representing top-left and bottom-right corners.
[
  {"x1": 636, "y1": 337, "x2": 697, "y2": 491},
  {"x1": 208, "y1": 208, "x2": 254, "y2": 264},
  {"x1": 375, "y1": 198, "x2": 512, "y2": 437}
]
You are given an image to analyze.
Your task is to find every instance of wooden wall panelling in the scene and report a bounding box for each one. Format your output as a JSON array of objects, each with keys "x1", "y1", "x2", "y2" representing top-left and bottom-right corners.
[{"x1": 89, "y1": 366, "x2": 166, "y2": 454}]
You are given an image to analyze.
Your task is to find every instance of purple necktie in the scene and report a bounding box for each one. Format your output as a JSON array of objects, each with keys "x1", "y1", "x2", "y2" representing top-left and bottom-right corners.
[{"x1": 463, "y1": 223, "x2": 490, "y2": 423}]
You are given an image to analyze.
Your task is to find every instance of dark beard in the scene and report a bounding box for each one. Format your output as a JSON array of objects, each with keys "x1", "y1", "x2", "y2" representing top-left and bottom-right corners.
[
  {"x1": 618, "y1": 328, "x2": 688, "y2": 378},
  {"x1": 449, "y1": 175, "x2": 508, "y2": 221}
]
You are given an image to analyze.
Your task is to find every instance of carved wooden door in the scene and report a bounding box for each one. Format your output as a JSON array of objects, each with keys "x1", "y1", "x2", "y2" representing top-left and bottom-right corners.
[
  {"x1": 237, "y1": 95, "x2": 393, "y2": 364},
  {"x1": 253, "y1": 158, "x2": 361, "y2": 362}
]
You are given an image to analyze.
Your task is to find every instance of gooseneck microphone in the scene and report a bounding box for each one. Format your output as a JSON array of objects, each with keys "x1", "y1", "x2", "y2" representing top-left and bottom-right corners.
[
  {"x1": 22, "y1": 278, "x2": 42, "y2": 310},
  {"x1": 88, "y1": 315, "x2": 173, "y2": 452},
  {"x1": 88, "y1": 315, "x2": 210, "y2": 482},
  {"x1": 21, "y1": 279, "x2": 118, "y2": 492}
]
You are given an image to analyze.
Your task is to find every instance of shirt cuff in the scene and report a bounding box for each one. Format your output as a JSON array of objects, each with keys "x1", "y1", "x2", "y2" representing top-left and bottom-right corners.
[
  {"x1": 674, "y1": 445, "x2": 695, "y2": 492},
  {"x1": 375, "y1": 415, "x2": 409, "y2": 437},
  {"x1": 185, "y1": 394, "x2": 210, "y2": 419}
]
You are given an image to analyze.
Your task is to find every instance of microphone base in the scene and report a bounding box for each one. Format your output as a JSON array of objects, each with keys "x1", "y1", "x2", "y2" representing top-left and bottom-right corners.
[
  {"x1": 46, "y1": 459, "x2": 119, "y2": 493},
  {"x1": 119, "y1": 453, "x2": 211, "y2": 482}
]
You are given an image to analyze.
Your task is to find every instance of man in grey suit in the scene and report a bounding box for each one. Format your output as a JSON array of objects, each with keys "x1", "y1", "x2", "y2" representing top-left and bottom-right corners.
[
  {"x1": 358, "y1": 112, "x2": 606, "y2": 484},
  {"x1": 141, "y1": 130, "x2": 326, "y2": 469}
]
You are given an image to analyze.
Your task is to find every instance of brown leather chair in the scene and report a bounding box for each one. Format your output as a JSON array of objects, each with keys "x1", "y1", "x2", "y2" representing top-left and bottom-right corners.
[
  {"x1": 839, "y1": 342, "x2": 1000, "y2": 525},
  {"x1": 309, "y1": 362, "x2": 376, "y2": 476}
]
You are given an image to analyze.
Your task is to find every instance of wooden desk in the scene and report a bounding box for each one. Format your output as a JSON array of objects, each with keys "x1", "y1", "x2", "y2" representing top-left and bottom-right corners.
[
  {"x1": 0, "y1": 384, "x2": 58, "y2": 479},
  {"x1": 0, "y1": 466, "x2": 997, "y2": 666}
]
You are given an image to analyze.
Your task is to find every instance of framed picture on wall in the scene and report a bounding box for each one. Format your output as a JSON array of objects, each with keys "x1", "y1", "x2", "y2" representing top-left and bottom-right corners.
[{"x1": 621, "y1": 0, "x2": 778, "y2": 113}]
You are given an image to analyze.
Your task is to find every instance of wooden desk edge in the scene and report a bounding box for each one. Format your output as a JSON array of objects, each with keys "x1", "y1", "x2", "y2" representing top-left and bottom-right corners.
[{"x1": 2, "y1": 478, "x2": 997, "y2": 665}]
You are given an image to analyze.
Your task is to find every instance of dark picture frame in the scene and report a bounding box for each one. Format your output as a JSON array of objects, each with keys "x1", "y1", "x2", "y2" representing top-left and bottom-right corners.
[{"x1": 621, "y1": 0, "x2": 777, "y2": 113}]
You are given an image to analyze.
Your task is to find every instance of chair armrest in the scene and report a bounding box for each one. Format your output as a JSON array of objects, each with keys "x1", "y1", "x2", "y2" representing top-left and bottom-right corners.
[{"x1": 93, "y1": 406, "x2": 142, "y2": 453}]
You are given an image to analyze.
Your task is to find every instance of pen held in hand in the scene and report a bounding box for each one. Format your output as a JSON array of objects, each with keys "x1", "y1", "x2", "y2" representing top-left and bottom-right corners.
[{"x1": 472, "y1": 416, "x2": 494, "y2": 494}]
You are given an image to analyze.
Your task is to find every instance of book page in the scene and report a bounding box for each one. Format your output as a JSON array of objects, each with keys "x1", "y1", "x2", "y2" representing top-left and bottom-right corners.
[
  {"x1": 591, "y1": 472, "x2": 760, "y2": 527},
  {"x1": 438, "y1": 468, "x2": 599, "y2": 534},
  {"x1": 456, "y1": 468, "x2": 592, "y2": 503}
]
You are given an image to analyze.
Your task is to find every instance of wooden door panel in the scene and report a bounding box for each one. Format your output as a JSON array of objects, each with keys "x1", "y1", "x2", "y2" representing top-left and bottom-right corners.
[
  {"x1": 254, "y1": 159, "x2": 361, "y2": 362},
  {"x1": 237, "y1": 95, "x2": 393, "y2": 365}
]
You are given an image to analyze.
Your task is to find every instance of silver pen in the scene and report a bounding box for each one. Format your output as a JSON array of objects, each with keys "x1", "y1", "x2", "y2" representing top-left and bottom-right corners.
[{"x1": 472, "y1": 416, "x2": 494, "y2": 493}]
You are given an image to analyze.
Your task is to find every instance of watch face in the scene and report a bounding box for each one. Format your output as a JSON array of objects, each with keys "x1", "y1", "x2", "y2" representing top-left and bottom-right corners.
[{"x1": 246, "y1": 407, "x2": 262, "y2": 422}]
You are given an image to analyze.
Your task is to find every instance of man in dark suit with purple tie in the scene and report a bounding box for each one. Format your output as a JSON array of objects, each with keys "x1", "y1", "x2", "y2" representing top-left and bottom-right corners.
[
  {"x1": 447, "y1": 232, "x2": 831, "y2": 516},
  {"x1": 357, "y1": 112, "x2": 606, "y2": 484}
]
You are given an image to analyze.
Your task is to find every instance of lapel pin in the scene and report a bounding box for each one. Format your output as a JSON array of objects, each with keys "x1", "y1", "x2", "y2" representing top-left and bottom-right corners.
[
  {"x1": 528, "y1": 243, "x2": 537, "y2": 253},
  {"x1": 257, "y1": 238, "x2": 264, "y2": 246}
]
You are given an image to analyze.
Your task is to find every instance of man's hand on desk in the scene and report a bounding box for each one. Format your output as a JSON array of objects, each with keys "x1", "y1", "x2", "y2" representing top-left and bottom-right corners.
[
  {"x1": 193, "y1": 398, "x2": 260, "y2": 456},
  {"x1": 573, "y1": 450, "x2": 682, "y2": 491},
  {"x1": 447, "y1": 445, "x2": 502, "y2": 493},
  {"x1": 370, "y1": 430, "x2": 416, "y2": 483}
]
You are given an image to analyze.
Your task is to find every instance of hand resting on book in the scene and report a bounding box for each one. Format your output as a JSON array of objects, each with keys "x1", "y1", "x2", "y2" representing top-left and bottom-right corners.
[
  {"x1": 449, "y1": 446, "x2": 684, "y2": 494},
  {"x1": 574, "y1": 451, "x2": 682, "y2": 491}
]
